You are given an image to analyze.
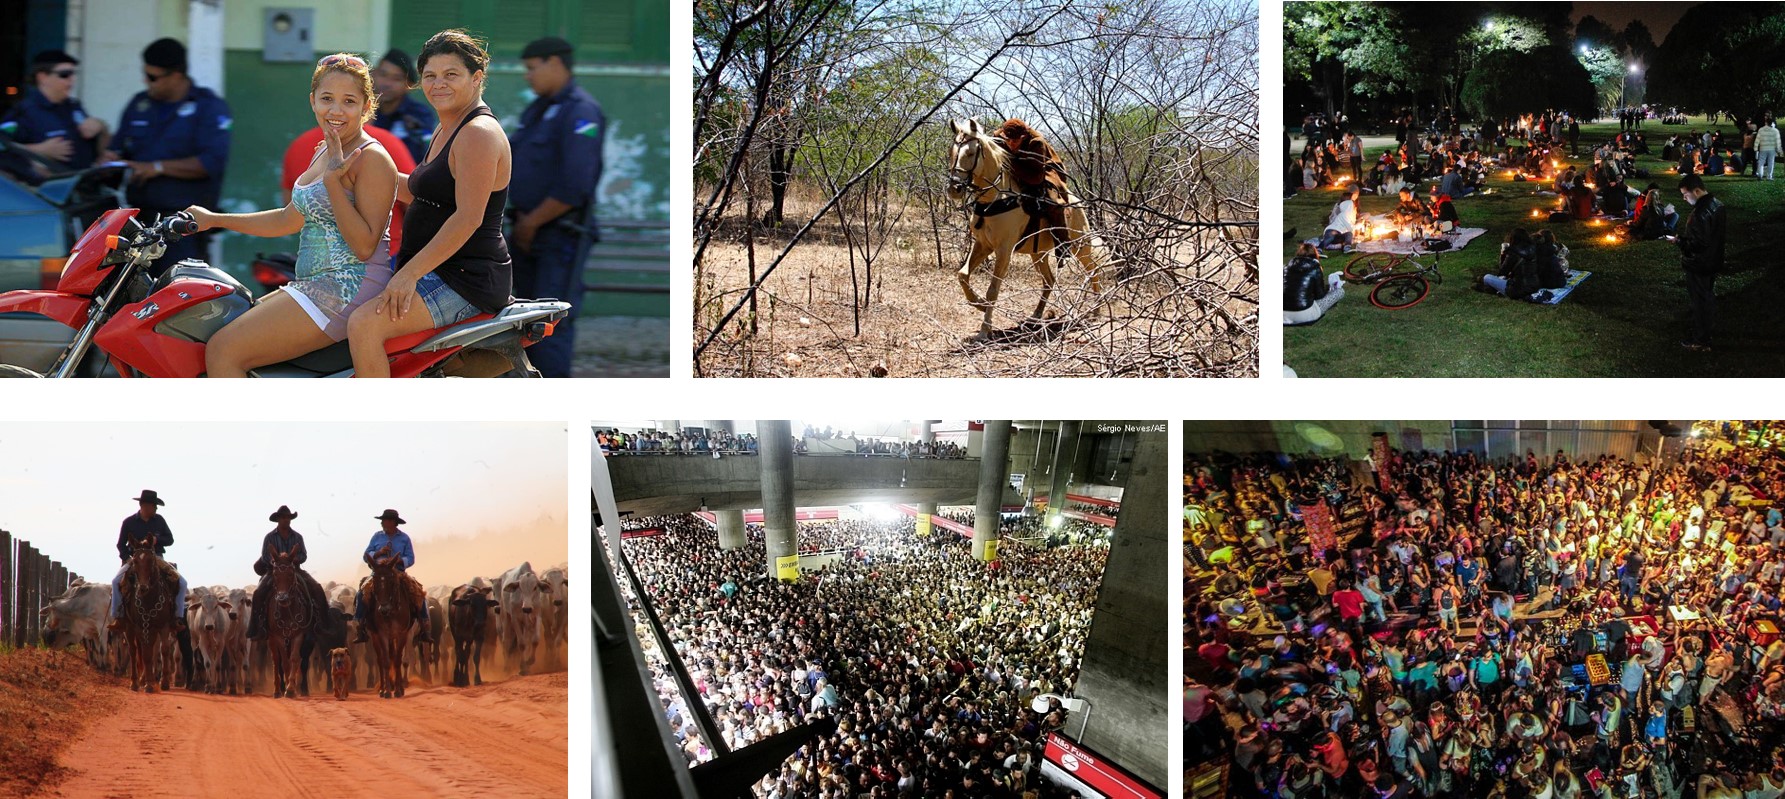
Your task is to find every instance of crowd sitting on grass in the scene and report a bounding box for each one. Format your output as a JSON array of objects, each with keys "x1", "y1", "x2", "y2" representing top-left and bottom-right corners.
[
  {"x1": 1185, "y1": 433, "x2": 1785, "y2": 799},
  {"x1": 620, "y1": 513, "x2": 1111, "y2": 797}
]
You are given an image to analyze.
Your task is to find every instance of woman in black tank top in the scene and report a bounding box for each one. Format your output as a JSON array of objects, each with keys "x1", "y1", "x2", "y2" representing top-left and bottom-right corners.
[{"x1": 346, "y1": 30, "x2": 512, "y2": 378}]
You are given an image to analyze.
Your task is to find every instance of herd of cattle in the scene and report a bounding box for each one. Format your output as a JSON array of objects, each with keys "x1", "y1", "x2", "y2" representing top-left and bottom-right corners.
[{"x1": 37, "y1": 561, "x2": 568, "y2": 698}]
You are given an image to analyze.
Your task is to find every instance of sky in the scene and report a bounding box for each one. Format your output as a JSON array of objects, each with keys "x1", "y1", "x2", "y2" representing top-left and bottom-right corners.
[
  {"x1": 0, "y1": 423, "x2": 569, "y2": 590},
  {"x1": 1570, "y1": 2, "x2": 1696, "y2": 41}
]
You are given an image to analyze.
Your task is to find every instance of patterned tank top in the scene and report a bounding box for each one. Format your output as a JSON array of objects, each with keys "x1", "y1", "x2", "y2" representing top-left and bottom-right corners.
[{"x1": 290, "y1": 144, "x2": 390, "y2": 315}]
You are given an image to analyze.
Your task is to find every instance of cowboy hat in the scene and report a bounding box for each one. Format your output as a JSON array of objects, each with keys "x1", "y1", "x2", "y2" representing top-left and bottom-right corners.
[
  {"x1": 374, "y1": 509, "x2": 406, "y2": 524},
  {"x1": 133, "y1": 489, "x2": 164, "y2": 506},
  {"x1": 269, "y1": 505, "x2": 298, "y2": 522}
]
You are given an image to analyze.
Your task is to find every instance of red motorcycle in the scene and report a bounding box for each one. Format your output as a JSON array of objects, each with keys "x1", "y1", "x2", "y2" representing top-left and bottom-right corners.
[{"x1": 0, "y1": 208, "x2": 569, "y2": 377}]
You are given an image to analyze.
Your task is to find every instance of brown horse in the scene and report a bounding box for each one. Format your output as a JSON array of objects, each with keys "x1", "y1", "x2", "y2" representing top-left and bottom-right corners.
[
  {"x1": 123, "y1": 536, "x2": 177, "y2": 693},
  {"x1": 266, "y1": 552, "x2": 312, "y2": 699},
  {"x1": 367, "y1": 555, "x2": 414, "y2": 698}
]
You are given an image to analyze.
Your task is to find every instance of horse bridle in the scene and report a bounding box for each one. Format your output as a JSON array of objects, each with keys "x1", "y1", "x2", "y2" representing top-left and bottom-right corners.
[{"x1": 948, "y1": 135, "x2": 1005, "y2": 200}]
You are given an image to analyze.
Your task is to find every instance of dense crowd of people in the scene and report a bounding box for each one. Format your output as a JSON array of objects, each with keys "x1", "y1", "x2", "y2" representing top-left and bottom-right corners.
[
  {"x1": 618, "y1": 513, "x2": 1112, "y2": 797},
  {"x1": 1186, "y1": 431, "x2": 1785, "y2": 799},
  {"x1": 595, "y1": 427, "x2": 968, "y2": 459},
  {"x1": 599, "y1": 428, "x2": 761, "y2": 454},
  {"x1": 796, "y1": 428, "x2": 969, "y2": 459}
]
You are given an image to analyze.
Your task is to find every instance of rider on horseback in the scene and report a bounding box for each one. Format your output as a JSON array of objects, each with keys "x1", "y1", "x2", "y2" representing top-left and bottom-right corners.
[
  {"x1": 350, "y1": 509, "x2": 434, "y2": 644},
  {"x1": 246, "y1": 505, "x2": 332, "y2": 640},
  {"x1": 994, "y1": 118, "x2": 1072, "y2": 247},
  {"x1": 107, "y1": 490, "x2": 187, "y2": 632}
]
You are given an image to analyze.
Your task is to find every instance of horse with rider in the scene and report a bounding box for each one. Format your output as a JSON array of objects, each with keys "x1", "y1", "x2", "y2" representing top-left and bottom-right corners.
[
  {"x1": 246, "y1": 504, "x2": 332, "y2": 697},
  {"x1": 107, "y1": 490, "x2": 185, "y2": 692},
  {"x1": 945, "y1": 117, "x2": 1106, "y2": 340},
  {"x1": 350, "y1": 509, "x2": 434, "y2": 698}
]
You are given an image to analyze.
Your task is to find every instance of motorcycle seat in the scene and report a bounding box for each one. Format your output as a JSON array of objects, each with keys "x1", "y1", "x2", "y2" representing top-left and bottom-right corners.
[
  {"x1": 279, "y1": 340, "x2": 354, "y2": 373},
  {"x1": 263, "y1": 313, "x2": 499, "y2": 375},
  {"x1": 385, "y1": 314, "x2": 495, "y2": 353}
]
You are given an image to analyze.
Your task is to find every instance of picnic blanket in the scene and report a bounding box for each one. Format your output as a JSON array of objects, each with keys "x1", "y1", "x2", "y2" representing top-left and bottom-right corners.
[
  {"x1": 1532, "y1": 270, "x2": 1592, "y2": 305},
  {"x1": 1308, "y1": 227, "x2": 1489, "y2": 255}
]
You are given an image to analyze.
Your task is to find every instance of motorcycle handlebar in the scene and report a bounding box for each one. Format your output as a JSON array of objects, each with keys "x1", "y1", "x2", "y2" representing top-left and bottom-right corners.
[{"x1": 163, "y1": 212, "x2": 199, "y2": 239}]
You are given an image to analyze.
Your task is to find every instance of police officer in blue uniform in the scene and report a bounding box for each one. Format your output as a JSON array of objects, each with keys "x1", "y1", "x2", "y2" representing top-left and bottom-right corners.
[
  {"x1": 102, "y1": 38, "x2": 231, "y2": 270},
  {"x1": 370, "y1": 49, "x2": 437, "y2": 166},
  {"x1": 508, "y1": 36, "x2": 604, "y2": 378},
  {"x1": 0, "y1": 50, "x2": 108, "y2": 184}
]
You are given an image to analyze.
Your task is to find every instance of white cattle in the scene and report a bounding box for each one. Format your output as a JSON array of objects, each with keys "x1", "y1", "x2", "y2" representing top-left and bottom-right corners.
[
  {"x1": 40, "y1": 582, "x2": 111, "y2": 668},
  {"x1": 187, "y1": 588, "x2": 233, "y2": 694},
  {"x1": 495, "y1": 562, "x2": 549, "y2": 676},
  {"x1": 224, "y1": 587, "x2": 252, "y2": 694},
  {"x1": 541, "y1": 567, "x2": 568, "y2": 661}
]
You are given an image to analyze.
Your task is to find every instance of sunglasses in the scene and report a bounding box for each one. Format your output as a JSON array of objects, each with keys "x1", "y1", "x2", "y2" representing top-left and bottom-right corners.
[
  {"x1": 319, "y1": 54, "x2": 367, "y2": 68},
  {"x1": 143, "y1": 70, "x2": 169, "y2": 83},
  {"x1": 51, "y1": 69, "x2": 76, "y2": 79}
]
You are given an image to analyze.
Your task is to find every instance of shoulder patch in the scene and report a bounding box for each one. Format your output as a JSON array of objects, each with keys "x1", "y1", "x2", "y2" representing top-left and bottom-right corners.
[
  {"x1": 574, "y1": 120, "x2": 599, "y2": 138},
  {"x1": 218, "y1": 116, "x2": 232, "y2": 130},
  {"x1": 0, "y1": 121, "x2": 16, "y2": 134}
]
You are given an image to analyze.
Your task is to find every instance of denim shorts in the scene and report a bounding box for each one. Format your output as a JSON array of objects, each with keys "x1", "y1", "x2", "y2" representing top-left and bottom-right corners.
[{"x1": 417, "y1": 272, "x2": 481, "y2": 328}]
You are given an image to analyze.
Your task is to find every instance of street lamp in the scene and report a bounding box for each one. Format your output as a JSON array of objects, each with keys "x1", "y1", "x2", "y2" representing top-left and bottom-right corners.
[{"x1": 1623, "y1": 63, "x2": 1643, "y2": 110}]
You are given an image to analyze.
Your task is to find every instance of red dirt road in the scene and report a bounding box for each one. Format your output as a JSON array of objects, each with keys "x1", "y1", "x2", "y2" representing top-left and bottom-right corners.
[{"x1": 40, "y1": 673, "x2": 567, "y2": 798}]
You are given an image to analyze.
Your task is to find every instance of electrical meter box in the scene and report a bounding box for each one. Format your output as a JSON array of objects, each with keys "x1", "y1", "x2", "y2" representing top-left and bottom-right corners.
[{"x1": 263, "y1": 8, "x2": 314, "y2": 63}]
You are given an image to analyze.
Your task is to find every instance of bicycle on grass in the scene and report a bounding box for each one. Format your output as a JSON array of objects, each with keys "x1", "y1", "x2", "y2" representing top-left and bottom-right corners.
[{"x1": 1339, "y1": 239, "x2": 1449, "y2": 310}]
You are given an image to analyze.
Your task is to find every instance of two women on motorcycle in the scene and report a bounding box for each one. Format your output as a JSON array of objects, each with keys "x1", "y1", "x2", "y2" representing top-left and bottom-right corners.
[{"x1": 182, "y1": 31, "x2": 513, "y2": 379}]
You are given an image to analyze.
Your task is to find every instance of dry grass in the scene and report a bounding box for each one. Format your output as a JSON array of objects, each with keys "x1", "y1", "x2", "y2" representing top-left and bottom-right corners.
[{"x1": 694, "y1": 190, "x2": 1257, "y2": 377}]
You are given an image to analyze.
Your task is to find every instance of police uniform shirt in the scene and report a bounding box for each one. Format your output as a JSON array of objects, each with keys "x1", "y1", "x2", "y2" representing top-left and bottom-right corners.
[
  {"x1": 509, "y1": 79, "x2": 603, "y2": 215},
  {"x1": 371, "y1": 93, "x2": 436, "y2": 166},
  {"x1": 0, "y1": 87, "x2": 99, "y2": 171},
  {"x1": 114, "y1": 85, "x2": 231, "y2": 212}
]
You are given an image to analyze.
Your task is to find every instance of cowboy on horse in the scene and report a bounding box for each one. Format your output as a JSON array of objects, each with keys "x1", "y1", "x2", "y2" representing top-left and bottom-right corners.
[
  {"x1": 246, "y1": 505, "x2": 331, "y2": 641},
  {"x1": 946, "y1": 117, "x2": 1106, "y2": 339},
  {"x1": 350, "y1": 509, "x2": 434, "y2": 644},
  {"x1": 107, "y1": 489, "x2": 186, "y2": 632},
  {"x1": 993, "y1": 119, "x2": 1071, "y2": 248}
]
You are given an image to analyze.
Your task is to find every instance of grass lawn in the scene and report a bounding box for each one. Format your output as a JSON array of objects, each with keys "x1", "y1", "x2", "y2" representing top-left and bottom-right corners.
[{"x1": 1283, "y1": 118, "x2": 1785, "y2": 377}]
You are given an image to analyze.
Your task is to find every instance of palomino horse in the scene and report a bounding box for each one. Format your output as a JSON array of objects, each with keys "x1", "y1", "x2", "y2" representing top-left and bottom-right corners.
[
  {"x1": 945, "y1": 118, "x2": 1105, "y2": 340},
  {"x1": 367, "y1": 554, "x2": 414, "y2": 698},
  {"x1": 123, "y1": 536, "x2": 177, "y2": 693},
  {"x1": 266, "y1": 552, "x2": 312, "y2": 698}
]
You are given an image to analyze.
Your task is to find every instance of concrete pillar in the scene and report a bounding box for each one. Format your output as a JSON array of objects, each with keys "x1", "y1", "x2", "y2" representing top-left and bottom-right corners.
[
  {"x1": 916, "y1": 421, "x2": 937, "y2": 536},
  {"x1": 658, "y1": 420, "x2": 682, "y2": 433},
  {"x1": 1071, "y1": 426, "x2": 1168, "y2": 788},
  {"x1": 715, "y1": 509, "x2": 746, "y2": 551},
  {"x1": 758, "y1": 420, "x2": 798, "y2": 580},
  {"x1": 972, "y1": 421, "x2": 1013, "y2": 560},
  {"x1": 1048, "y1": 420, "x2": 1082, "y2": 526}
]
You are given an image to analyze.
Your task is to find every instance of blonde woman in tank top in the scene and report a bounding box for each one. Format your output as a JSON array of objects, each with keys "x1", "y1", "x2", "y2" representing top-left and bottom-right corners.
[{"x1": 182, "y1": 54, "x2": 397, "y2": 377}]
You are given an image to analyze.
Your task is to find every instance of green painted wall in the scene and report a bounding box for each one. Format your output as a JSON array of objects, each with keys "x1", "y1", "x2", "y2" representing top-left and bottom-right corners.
[{"x1": 209, "y1": 0, "x2": 668, "y2": 315}]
